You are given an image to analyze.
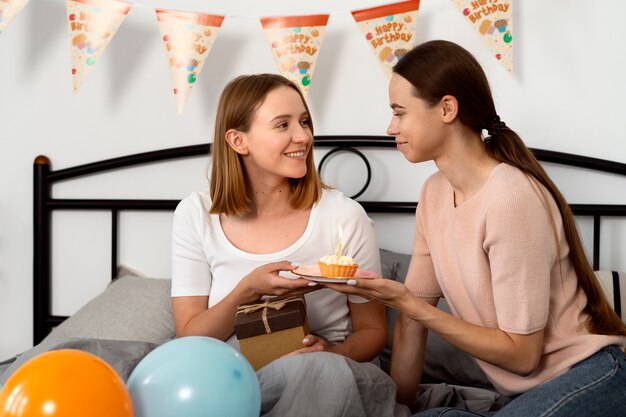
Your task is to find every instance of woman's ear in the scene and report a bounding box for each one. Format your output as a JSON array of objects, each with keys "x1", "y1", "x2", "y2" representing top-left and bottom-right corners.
[
  {"x1": 440, "y1": 95, "x2": 459, "y2": 124},
  {"x1": 225, "y1": 129, "x2": 248, "y2": 155}
]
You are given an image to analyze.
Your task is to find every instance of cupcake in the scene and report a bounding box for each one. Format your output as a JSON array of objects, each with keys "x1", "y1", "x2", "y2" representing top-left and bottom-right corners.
[
  {"x1": 297, "y1": 61, "x2": 311, "y2": 75},
  {"x1": 318, "y1": 255, "x2": 359, "y2": 278},
  {"x1": 394, "y1": 48, "x2": 408, "y2": 59},
  {"x1": 494, "y1": 19, "x2": 507, "y2": 33}
]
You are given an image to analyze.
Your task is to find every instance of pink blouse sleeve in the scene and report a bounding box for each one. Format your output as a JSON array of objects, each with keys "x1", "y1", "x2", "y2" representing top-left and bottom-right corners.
[{"x1": 484, "y1": 189, "x2": 557, "y2": 333}]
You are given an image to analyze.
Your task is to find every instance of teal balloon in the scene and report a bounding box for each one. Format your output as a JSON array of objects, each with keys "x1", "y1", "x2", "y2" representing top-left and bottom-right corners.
[{"x1": 127, "y1": 337, "x2": 260, "y2": 417}]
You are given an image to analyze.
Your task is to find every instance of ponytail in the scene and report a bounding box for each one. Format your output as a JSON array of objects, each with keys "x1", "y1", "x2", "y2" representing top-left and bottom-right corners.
[{"x1": 484, "y1": 122, "x2": 626, "y2": 336}]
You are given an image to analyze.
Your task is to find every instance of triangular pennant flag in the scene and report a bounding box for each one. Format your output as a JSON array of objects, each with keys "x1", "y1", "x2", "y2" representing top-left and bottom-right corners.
[
  {"x1": 451, "y1": 0, "x2": 513, "y2": 73},
  {"x1": 0, "y1": 0, "x2": 30, "y2": 35},
  {"x1": 352, "y1": 0, "x2": 420, "y2": 79},
  {"x1": 156, "y1": 9, "x2": 224, "y2": 114},
  {"x1": 260, "y1": 14, "x2": 329, "y2": 97},
  {"x1": 66, "y1": 0, "x2": 132, "y2": 94}
]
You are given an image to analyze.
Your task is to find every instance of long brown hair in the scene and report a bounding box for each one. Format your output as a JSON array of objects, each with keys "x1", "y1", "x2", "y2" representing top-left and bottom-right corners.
[
  {"x1": 394, "y1": 40, "x2": 626, "y2": 336},
  {"x1": 209, "y1": 73, "x2": 327, "y2": 216}
]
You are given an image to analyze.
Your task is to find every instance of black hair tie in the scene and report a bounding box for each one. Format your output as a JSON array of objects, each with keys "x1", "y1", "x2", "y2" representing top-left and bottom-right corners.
[{"x1": 487, "y1": 115, "x2": 507, "y2": 136}]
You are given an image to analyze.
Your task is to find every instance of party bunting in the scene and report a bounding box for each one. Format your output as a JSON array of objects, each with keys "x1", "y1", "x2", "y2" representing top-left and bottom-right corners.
[
  {"x1": 451, "y1": 0, "x2": 513, "y2": 73},
  {"x1": 260, "y1": 14, "x2": 329, "y2": 97},
  {"x1": 352, "y1": 0, "x2": 420, "y2": 79},
  {"x1": 156, "y1": 9, "x2": 224, "y2": 114},
  {"x1": 0, "y1": 0, "x2": 30, "y2": 35},
  {"x1": 1, "y1": 0, "x2": 519, "y2": 112},
  {"x1": 67, "y1": 0, "x2": 132, "y2": 94}
]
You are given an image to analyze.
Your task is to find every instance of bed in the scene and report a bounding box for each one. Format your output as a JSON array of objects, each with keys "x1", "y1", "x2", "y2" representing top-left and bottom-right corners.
[{"x1": 2, "y1": 135, "x2": 626, "y2": 412}]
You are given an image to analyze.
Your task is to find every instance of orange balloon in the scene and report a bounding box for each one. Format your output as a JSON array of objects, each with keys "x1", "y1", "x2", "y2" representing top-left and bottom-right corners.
[{"x1": 0, "y1": 349, "x2": 133, "y2": 417}]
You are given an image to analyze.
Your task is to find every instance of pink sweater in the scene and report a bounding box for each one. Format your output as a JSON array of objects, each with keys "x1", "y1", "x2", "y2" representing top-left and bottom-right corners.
[{"x1": 406, "y1": 163, "x2": 625, "y2": 395}]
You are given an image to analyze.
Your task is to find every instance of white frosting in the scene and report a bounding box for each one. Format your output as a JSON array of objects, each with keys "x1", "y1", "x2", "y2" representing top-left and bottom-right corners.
[{"x1": 319, "y1": 255, "x2": 356, "y2": 266}]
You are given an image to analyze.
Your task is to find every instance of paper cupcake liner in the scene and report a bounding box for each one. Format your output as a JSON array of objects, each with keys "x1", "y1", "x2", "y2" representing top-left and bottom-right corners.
[{"x1": 318, "y1": 262, "x2": 358, "y2": 278}]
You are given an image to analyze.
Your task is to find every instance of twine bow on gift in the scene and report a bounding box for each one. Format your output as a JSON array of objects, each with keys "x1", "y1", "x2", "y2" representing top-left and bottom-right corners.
[{"x1": 236, "y1": 296, "x2": 304, "y2": 334}]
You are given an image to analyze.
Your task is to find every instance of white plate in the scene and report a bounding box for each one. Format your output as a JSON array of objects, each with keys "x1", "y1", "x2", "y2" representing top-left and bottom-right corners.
[
  {"x1": 294, "y1": 274, "x2": 352, "y2": 283},
  {"x1": 292, "y1": 266, "x2": 380, "y2": 284}
]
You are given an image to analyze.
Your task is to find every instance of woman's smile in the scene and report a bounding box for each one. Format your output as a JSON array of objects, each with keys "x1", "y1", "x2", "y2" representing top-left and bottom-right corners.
[{"x1": 284, "y1": 150, "x2": 307, "y2": 159}]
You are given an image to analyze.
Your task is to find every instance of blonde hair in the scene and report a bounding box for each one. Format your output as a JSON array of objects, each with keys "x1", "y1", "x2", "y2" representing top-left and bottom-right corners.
[{"x1": 209, "y1": 73, "x2": 327, "y2": 216}]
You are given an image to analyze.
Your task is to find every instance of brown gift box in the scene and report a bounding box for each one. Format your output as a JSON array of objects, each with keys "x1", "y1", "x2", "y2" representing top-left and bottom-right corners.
[{"x1": 235, "y1": 295, "x2": 309, "y2": 371}]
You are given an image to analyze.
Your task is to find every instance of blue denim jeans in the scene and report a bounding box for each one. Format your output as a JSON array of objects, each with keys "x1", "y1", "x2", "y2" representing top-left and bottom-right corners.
[{"x1": 412, "y1": 345, "x2": 626, "y2": 417}]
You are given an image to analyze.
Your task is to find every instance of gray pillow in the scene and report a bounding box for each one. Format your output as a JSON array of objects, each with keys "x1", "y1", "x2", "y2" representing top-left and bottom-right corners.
[
  {"x1": 379, "y1": 248, "x2": 493, "y2": 389},
  {"x1": 43, "y1": 274, "x2": 175, "y2": 344}
]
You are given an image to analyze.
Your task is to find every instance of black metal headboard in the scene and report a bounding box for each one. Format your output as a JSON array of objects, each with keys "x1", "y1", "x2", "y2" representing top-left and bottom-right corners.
[{"x1": 33, "y1": 135, "x2": 626, "y2": 344}]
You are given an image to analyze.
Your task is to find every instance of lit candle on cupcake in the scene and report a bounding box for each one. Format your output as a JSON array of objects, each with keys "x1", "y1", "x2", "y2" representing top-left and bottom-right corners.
[
  {"x1": 336, "y1": 225, "x2": 343, "y2": 257},
  {"x1": 318, "y1": 225, "x2": 359, "y2": 278}
]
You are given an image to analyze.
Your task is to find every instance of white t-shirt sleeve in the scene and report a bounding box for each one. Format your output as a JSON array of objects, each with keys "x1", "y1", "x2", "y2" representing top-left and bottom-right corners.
[{"x1": 171, "y1": 194, "x2": 212, "y2": 297}]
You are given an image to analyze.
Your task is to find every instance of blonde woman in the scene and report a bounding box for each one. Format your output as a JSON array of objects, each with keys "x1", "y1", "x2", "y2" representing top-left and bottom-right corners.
[{"x1": 171, "y1": 74, "x2": 396, "y2": 417}]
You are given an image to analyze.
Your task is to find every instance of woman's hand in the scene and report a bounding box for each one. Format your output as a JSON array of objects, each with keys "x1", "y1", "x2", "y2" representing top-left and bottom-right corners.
[
  {"x1": 321, "y1": 277, "x2": 412, "y2": 312},
  {"x1": 237, "y1": 261, "x2": 318, "y2": 302},
  {"x1": 289, "y1": 334, "x2": 332, "y2": 355}
]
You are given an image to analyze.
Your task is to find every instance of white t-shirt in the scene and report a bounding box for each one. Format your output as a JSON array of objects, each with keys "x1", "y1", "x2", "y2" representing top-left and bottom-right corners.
[{"x1": 171, "y1": 188, "x2": 381, "y2": 343}]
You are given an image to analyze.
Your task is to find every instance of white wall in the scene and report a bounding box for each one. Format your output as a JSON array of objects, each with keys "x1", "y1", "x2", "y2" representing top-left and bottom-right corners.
[{"x1": 1, "y1": 0, "x2": 626, "y2": 358}]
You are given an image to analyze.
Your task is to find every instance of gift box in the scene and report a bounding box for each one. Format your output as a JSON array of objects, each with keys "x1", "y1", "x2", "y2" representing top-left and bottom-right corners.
[{"x1": 235, "y1": 295, "x2": 309, "y2": 371}]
